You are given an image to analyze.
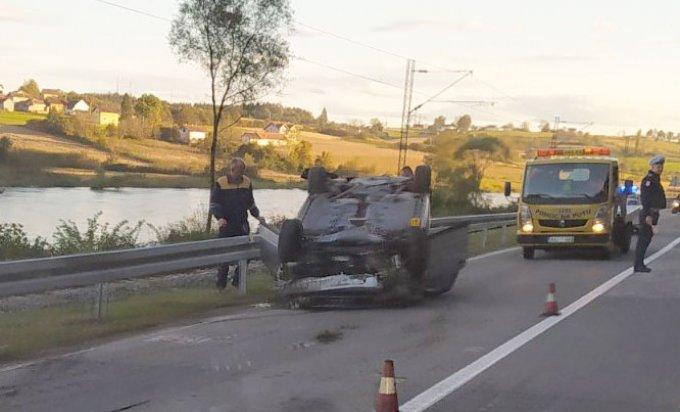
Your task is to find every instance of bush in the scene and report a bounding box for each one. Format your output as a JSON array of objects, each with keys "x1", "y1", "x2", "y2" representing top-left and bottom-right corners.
[
  {"x1": 51, "y1": 212, "x2": 145, "y2": 255},
  {"x1": 0, "y1": 136, "x2": 12, "y2": 162},
  {"x1": 152, "y1": 207, "x2": 216, "y2": 243},
  {"x1": 0, "y1": 223, "x2": 50, "y2": 261}
]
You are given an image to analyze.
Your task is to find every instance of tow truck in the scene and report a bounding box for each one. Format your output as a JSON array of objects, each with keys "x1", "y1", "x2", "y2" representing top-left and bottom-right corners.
[{"x1": 505, "y1": 146, "x2": 639, "y2": 259}]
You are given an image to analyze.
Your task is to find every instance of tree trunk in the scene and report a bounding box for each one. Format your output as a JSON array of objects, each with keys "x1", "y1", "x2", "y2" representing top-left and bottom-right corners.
[{"x1": 206, "y1": 120, "x2": 219, "y2": 233}]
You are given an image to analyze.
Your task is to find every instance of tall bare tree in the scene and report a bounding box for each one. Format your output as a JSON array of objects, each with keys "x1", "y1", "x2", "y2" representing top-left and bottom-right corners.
[{"x1": 169, "y1": 0, "x2": 292, "y2": 230}]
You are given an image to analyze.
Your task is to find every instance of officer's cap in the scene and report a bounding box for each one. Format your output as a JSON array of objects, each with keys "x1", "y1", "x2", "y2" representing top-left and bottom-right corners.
[{"x1": 649, "y1": 155, "x2": 665, "y2": 166}]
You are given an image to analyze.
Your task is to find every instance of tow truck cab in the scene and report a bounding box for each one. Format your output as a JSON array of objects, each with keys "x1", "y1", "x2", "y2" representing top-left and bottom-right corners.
[{"x1": 506, "y1": 147, "x2": 637, "y2": 259}]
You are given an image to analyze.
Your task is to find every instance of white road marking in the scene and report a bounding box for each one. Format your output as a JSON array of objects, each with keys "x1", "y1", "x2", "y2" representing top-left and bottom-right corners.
[
  {"x1": 400, "y1": 236, "x2": 680, "y2": 412},
  {"x1": 468, "y1": 247, "x2": 520, "y2": 262}
]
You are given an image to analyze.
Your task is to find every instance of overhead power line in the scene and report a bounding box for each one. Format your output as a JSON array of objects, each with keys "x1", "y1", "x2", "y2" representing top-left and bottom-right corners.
[
  {"x1": 293, "y1": 55, "x2": 404, "y2": 90},
  {"x1": 92, "y1": 0, "x2": 171, "y2": 21}
]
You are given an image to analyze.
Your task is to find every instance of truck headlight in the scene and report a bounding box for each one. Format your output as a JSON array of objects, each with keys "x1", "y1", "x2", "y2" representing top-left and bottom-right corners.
[
  {"x1": 592, "y1": 222, "x2": 605, "y2": 233},
  {"x1": 592, "y1": 206, "x2": 608, "y2": 233},
  {"x1": 520, "y1": 204, "x2": 533, "y2": 232}
]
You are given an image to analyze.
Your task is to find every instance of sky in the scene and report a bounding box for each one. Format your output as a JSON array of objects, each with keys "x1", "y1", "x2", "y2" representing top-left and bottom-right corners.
[{"x1": 2, "y1": 0, "x2": 680, "y2": 134}]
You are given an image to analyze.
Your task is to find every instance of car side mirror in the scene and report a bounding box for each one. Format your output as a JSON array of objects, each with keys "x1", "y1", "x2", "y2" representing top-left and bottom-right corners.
[
  {"x1": 624, "y1": 179, "x2": 633, "y2": 195},
  {"x1": 504, "y1": 181, "x2": 512, "y2": 197}
]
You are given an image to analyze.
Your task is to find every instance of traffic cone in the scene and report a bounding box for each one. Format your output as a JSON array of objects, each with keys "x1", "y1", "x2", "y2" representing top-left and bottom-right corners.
[
  {"x1": 542, "y1": 283, "x2": 560, "y2": 316},
  {"x1": 376, "y1": 359, "x2": 399, "y2": 412}
]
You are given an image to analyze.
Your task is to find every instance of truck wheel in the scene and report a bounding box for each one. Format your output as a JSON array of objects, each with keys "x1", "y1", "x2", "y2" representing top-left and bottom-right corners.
[
  {"x1": 522, "y1": 247, "x2": 535, "y2": 259},
  {"x1": 414, "y1": 165, "x2": 431, "y2": 193},
  {"x1": 619, "y1": 223, "x2": 632, "y2": 254},
  {"x1": 307, "y1": 166, "x2": 329, "y2": 194},
  {"x1": 278, "y1": 219, "x2": 303, "y2": 263}
]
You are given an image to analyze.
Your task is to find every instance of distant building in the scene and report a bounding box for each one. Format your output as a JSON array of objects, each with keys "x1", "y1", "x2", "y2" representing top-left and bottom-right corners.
[
  {"x1": 15, "y1": 99, "x2": 48, "y2": 114},
  {"x1": 41, "y1": 89, "x2": 62, "y2": 101},
  {"x1": 8, "y1": 91, "x2": 30, "y2": 104},
  {"x1": 241, "y1": 131, "x2": 286, "y2": 147},
  {"x1": 179, "y1": 125, "x2": 208, "y2": 142},
  {"x1": 91, "y1": 106, "x2": 120, "y2": 126},
  {"x1": 66, "y1": 99, "x2": 90, "y2": 113},
  {"x1": 46, "y1": 100, "x2": 65, "y2": 113},
  {"x1": 263, "y1": 121, "x2": 292, "y2": 134},
  {"x1": 0, "y1": 96, "x2": 13, "y2": 112}
]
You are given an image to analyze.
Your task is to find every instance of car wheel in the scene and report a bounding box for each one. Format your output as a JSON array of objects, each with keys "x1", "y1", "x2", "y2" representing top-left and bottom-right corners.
[
  {"x1": 414, "y1": 165, "x2": 431, "y2": 193},
  {"x1": 307, "y1": 166, "x2": 329, "y2": 194},
  {"x1": 522, "y1": 247, "x2": 535, "y2": 259},
  {"x1": 278, "y1": 219, "x2": 303, "y2": 263}
]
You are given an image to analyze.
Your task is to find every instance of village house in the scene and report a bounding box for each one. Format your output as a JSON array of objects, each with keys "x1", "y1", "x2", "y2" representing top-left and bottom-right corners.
[
  {"x1": 66, "y1": 99, "x2": 90, "y2": 114},
  {"x1": 0, "y1": 96, "x2": 13, "y2": 112},
  {"x1": 179, "y1": 125, "x2": 208, "y2": 143},
  {"x1": 8, "y1": 91, "x2": 30, "y2": 104},
  {"x1": 46, "y1": 100, "x2": 65, "y2": 113},
  {"x1": 90, "y1": 106, "x2": 120, "y2": 127},
  {"x1": 41, "y1": 89, "x2": 62, "y2": 101},
  {"x1": 15, "y1": 98, "x2": 48, "y2": 114},
  {"x1": 241, "y1": 130, "x2": 286, "y2": 147},
  {"x1": 263, "y1": 121, "x2": 292, "y2": 134}
]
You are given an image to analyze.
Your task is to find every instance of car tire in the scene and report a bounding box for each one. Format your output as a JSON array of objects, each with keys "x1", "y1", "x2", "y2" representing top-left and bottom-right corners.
[
  {"x1": 307, "y1": 166, "x2": 329, "y2": 194},
  {"x1": 414, "y1": 165, "x2": 432, "y2": 193},
  {"x1": 522, "y1": 247, "x2": 535, "y2": 259},
  {"x1": 278, "y1": 219, "x2": 303, "y2": 263}
]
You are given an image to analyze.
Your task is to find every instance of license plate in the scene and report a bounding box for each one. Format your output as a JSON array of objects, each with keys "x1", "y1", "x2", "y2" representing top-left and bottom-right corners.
[{"x1": 548, "y1": 236, "x2": 574, "y2": 244}]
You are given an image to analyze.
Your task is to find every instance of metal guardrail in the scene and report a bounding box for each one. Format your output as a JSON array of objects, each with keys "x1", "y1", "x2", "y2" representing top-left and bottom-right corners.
[{"x1": 0, "y1": 212, "x2": 516, "y2": 299}]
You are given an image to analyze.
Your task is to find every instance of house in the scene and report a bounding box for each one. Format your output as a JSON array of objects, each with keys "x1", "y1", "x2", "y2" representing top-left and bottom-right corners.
[
  {"x1": 263, "y1": 121, "x2": 292, "y2": 134},
  {"x1": 66, "y1": 99, "x2": 90, "y2": 113},
  {"x1": 91, "y1": 106, "x2": 120, "y2": 127},
  {"x1": 15, "y1": 99, "x2": 48, "y2": 114},
  {"x1": 0, "y1": 96, "x2": 13, "y2": 112},
  {"x1": 8, "y1": 91, "x2": 30, "y2": 104},
  {"x1": 241, "y1": 131, "x2": 286, "y2": 146},
  {"x1": 41, "y1": 89, "x2": 62, "y2": 101},
  {"x1": 46, "y1": 100, "x2": 65, "y2": 113},
  {"x1": 179, "y1": 125, "x2": 208, "y2": 143}
]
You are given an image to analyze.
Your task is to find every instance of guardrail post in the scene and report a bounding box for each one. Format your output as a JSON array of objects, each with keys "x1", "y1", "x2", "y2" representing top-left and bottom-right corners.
[
  {"x1": 481, "y1": 228, "x2": 488, "y2": 250},
  {"x1": 238, "y1": 259, "x2": 248, "y2": 295},
  {"x1": 500, "y1": 224, "x2": 507, "y2": 246},
  {"x1": 94, "y1": 282, "x2": 105, "y2": 321}
]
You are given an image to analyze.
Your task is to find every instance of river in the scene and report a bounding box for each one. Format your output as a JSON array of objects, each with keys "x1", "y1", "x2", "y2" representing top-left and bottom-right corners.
[{"x1": 1, "y1": 187, "x2": 511, "y2": 242}]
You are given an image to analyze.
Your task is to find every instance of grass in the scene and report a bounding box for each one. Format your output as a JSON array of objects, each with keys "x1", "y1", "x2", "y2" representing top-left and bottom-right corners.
[
  {"x1": 0, "y1": 111, "x2": 47, "y2": 126},
  {"x1": 0, "y1": 270, "x2": 275, "y2": 362}
]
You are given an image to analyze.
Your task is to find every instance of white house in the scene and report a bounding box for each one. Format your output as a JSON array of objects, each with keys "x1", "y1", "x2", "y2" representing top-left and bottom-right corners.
[
  {"x1": 179, "y1": 125, "x2": 208, "y2": 142},
  {"x1": 241, "y1": 131, "x2": 286, "y2": 146},
  {"x1": 0, "y1": 97, "x2": 13, "y2": 112},
  {"x1": 66, "y1": 99, "x2": 90, "y2": 113},
  {"x1": 263, "y1": 121, "x2": 292, "y2": 135}
]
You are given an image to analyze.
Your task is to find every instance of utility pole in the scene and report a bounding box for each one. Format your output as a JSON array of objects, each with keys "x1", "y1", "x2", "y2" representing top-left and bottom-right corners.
[{"x1": 398, "y1": 59, "x2": 416, "y2": 174}]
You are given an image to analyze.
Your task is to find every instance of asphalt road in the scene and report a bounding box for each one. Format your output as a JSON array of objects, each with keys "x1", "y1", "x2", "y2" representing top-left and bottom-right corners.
[{"x1": 2, "y1": 212, "x2": 680, "y2": 412}]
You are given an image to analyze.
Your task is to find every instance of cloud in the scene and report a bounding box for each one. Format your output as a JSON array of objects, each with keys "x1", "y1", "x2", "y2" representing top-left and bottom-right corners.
[
  {"x1": 516, "y1": 54, "x2": 595, "y2": 63},
  {"x1": 373, "y1": 19, "x2": 483, "y2": 33},
  {"x1": 593, "y1": 20, "x2": 619, "y2": 34}
]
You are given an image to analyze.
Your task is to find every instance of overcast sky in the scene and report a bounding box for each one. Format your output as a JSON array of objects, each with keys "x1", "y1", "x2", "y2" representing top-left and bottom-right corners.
[{"x1": 2, "y1": 0, "x2": 680, "y2": 134}]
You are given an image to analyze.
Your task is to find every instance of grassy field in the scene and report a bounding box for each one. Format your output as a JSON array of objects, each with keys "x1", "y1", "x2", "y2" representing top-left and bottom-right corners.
[{"x1": 0, "y1": 111, "x2": 47, "y2": 126}]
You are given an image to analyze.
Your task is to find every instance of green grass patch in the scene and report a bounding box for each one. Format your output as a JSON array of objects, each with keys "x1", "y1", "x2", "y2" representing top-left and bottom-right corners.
[
  {"x1": 0, "y1": 270, "x2": 275, "y2": 362},
  {"x1": 0, "y1": 111, "x2": 47, "y2": 126}
]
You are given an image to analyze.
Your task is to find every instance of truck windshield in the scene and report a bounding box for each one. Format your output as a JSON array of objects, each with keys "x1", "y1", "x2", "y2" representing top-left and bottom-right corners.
[{"x1": 523, "y1": 163, "x2": 610, "y2": 204}]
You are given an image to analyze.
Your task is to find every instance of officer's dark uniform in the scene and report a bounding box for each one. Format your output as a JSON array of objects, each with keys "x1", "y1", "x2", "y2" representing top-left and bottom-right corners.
[
  {"x1": 634, "y1": 169, "x2": 666, "y2": 270},
  {"x1": 209, "y1": 174, "x2": 260, "y2": 286}
]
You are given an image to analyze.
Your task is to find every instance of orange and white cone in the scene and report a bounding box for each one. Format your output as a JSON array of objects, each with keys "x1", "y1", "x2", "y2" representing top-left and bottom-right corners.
[
  {"x1": 376, "y1": 359, "x2": 399, "y2": 412},
  {"x1": 542, "y1": 283, "x2": 560, "y2": 316}
]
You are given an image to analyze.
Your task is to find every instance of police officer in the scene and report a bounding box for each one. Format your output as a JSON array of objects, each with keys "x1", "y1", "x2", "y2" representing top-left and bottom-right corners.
[
  {"x1": 634, "y1": 155, "x2": 666, "y2": 273},
  {"x1": 210, "y1": 157, "x2": 263, "y2": 288}
]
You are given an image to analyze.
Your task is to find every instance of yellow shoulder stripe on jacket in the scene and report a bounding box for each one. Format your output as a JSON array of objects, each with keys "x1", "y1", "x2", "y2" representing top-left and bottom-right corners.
[{"x1": 216, "y1": 175, "x2": 251, "y2": 190}]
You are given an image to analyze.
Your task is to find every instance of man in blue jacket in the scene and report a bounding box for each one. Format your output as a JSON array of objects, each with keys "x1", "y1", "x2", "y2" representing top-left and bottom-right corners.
[{"x1": 210, "y1": 158, "x2": 262, "y2": 289}]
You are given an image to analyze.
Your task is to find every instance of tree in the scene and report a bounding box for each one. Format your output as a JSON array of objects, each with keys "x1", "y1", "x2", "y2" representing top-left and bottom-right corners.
[
  {"x1": 635, "y1": 129, "x2": 641, "y2": 154},
  {"x1": 316, "y1": 151, "x2": 334, "y2": 169},
  {"x1": 134, "y1": 94, "x2": 163, "y2": 136},
  {"x1": 540, "y1": 122, "x2": 551, "y2": 132},
  {"x1": 284, "y1": 124, "x2": 302, "y2": 144},
  {"x1": 370, "y1": 118, "x2": 384, "y2": 133},
  {"x1": 433, "y1": 115, "x2": 447, "y2": 132},
  {"x1": 170, "y1": 0, "x2": 292, "y2": 231},
  {"x1": 646, "y1": 129, "x2": 654, "y2": 138},
  {"x1": 317, "y1": 107, "x2": 328, "y2": 126},
  {"x1": 288, "y1": 140, "x2": 312, "y2": 172},
  {"x1": 120, "y1": 94, "x2": 134, "y2": 120},
  {"x1": 19, "y1": 79, "x2": 41, "y2": 98},
  {"x1": 0, "y1": 136, "x2": 12, "y2": 162},
  {"x1": 520, "y1": 121, "x2": 530, "y2": 132},
  {"x1": 456, "y1": 114, "x2": 472, "y2": 132}
]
